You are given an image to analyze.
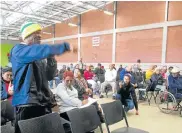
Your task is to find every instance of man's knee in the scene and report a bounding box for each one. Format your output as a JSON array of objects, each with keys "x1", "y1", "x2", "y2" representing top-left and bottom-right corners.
[
  {"x1": 110, "y1": 82, "x2": 116, "y2": 89},
  {"x1": 127, "y1": 100, "x2": 134, "y2": 110}
]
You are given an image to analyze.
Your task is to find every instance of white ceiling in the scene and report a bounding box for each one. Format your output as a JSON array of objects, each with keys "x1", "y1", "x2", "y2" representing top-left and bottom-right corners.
[{"x1": 0, "y1": 1, "x2": 113, "y2": 40}]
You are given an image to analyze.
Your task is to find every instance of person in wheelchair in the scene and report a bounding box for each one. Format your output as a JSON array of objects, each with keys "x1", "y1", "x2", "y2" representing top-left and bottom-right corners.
[
  {"x1": 116, "y1": 75, "x2": 139, "y2": 115},
  {"x1": 148, "y1": 67, "x2": 164, "y2": 92},
  {"x1": 168, "y1": 67, "x2": 182, "y2": 100}
]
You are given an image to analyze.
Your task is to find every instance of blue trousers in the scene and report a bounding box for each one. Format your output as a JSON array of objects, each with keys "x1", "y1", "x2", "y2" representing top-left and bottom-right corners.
[
  {"x1": 116, "y1": 94, "x2": 134, "y2": 112},
  {"x1": 49, "y1": 77, "x2": 61, "y2": 89}
]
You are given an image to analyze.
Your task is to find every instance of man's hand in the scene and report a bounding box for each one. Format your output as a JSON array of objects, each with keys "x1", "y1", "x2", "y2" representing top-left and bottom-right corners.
[
  {"x1": 8, "y1": 82, "x2": 13, "y2": 95},
  {"x1": 82, "y1": 99, "x2": 88, "y2": 105},
  {"x1": 136, "y1": 110, "x2": 139, "y2": 115},
  {"x1": 132, "y1": 83, "x2": 138, "y2": 88},
  {"x1": 119, "y1": 82, "x2": 122, "y2": 88},
  {"x1": 69, "y1": 44, "x2": 77, "y2": 53},
  {"x1": 86, "y1": 88, "x2": 92, "y2": 95}
]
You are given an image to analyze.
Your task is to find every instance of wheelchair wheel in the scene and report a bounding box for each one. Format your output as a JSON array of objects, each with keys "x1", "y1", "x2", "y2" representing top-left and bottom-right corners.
[{"x1": 156, "y1": 91, "x2": 176, "y2": 114}]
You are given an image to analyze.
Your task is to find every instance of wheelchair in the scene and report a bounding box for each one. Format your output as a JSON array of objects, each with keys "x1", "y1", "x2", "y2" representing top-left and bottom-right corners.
[
  {"x1": 136, "y1": 77, "x2": 164, "y2": 105},
  {"x1": 156, "y1": 88, "x2": 182, "y2": 117}
]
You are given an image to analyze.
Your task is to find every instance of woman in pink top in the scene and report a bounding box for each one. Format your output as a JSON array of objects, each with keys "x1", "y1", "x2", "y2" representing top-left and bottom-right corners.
[
  {"x1": 84, "y1": 66, "x2": 101, "y2": 95},
  {"x1": 84, "y1": 66, "x2": 94, "y2": 80},
  {"x1": 161, "y1": 66, "x2": 167, "y2": 79}
]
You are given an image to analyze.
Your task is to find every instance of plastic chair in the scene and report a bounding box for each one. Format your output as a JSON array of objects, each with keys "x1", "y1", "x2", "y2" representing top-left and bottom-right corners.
[
  {"x1": 100, "y1": 100, "x2": 149, "y2": 133},
  {"x1": 18, "y1": 113, "x2": 65, "y2": 133},
  {"x1": 67, "y1": 105, "x2": 103, "y2": 133}
]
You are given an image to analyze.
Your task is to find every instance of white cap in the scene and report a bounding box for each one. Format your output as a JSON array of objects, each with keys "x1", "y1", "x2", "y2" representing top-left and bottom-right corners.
[{"x1": 171, "y1": 67, "x2": 180, "y2": 73}]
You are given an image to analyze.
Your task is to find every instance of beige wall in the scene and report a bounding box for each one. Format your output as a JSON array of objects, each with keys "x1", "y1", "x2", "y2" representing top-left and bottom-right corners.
[
  {"x1": 116, "y1": 28, "x2": 163, "y2": 63},
  {"x1": 81, "y1": 34, "x2": 113, "y2": 63},
  {"x1": 41, "y1": 1, "x2": 182, "y2": 64}
]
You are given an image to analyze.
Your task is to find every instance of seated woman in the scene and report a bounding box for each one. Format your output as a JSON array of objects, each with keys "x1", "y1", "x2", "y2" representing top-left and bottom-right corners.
[
  {"x1": 116, "y1": 75, "x2": 139, "y2": 115},
  {"x1": 55, "y1": 71, "x2": 88, "y2": 115},
  {"x1": 84, "y1": 66, "x2": 101, "y2": 95},
  {"x1": 72, "y1": 69, "x2": 92, "y2": 100},
  {"x1": 55, "y1": 71, "x2": 104, "y2": 124},
  {"x1": 161, "y1": 66, "x2": 167, "y2": 79},
  {"x1": 168, "y1": 67, "x2": 182, "y2": 99},
  {"x1": 1, "y1": 67, "x2": 13, "y2": 101},
  {"x1": 148, "y1": 67, "x2": 164, "y2": 91}
]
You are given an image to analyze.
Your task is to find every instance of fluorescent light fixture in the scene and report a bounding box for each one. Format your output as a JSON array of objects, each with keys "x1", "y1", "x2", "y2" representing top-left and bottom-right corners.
[
  {"x1": 42, "y1": 32, "x2": 52, "y2": 35},
  {"x1": 71, "y1": 1, "x2": 83, "y2": 6},
  {"x1": 104, "y1": 11, "x2": 113, "y2": 16},
  {"x1": 68, "y1": 23, "x2": 78, "y2": 27}
]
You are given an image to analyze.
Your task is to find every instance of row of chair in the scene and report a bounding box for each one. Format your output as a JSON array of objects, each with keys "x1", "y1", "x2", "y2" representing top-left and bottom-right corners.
[{"x1": 1, "y1": 101, "x2": 149, "y2": 133}]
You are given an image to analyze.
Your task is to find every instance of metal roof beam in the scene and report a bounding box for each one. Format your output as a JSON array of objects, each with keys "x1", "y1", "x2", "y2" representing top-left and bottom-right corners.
[
  {"x1": 47, "y1": 2, "x2": 82, "y2": 18},
  {"x1": 0, "y1": 25, "x2": 18, "y2": 30},
  {"x1": 81, "y1": 1, "x2": 113, "y2": 13},
  {"x1": 1, "y1": 8, "x2": 62, "y2": 23}
]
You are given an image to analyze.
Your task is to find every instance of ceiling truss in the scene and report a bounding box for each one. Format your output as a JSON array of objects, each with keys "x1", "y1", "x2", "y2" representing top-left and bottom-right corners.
[{"x1": 0, "y1": 1, "x2": 113, "y2": 40}]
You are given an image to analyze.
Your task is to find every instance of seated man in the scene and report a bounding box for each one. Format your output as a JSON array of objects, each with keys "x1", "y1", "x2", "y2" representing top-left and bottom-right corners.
[
  {"x1": 117, "y1": 75, "x2": 139, "y2": 115},
  {"x1": 100, "y1": 64, "x2": 117, "y2": 98},
  {"x1": 94, "y1": 63, "x2": 105, "y2": 83},
  {"x1": 116, "y1": 64, "x2": 123, "y2": 81},
  {"x1": 168, "y1": 67, "x2": 182, "y2": 99},
  {"x1": 120, "y1": 66, "x2": 137, "y2": 87}
]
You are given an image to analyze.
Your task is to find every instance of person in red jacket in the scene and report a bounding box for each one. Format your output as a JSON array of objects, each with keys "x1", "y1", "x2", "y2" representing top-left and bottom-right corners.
[
  {"x1": 84, "y1": 66, "x2": 94, "y2": 80},
  {"x1": 84, "y1": 66, "x2": 101, "y2": 95}
]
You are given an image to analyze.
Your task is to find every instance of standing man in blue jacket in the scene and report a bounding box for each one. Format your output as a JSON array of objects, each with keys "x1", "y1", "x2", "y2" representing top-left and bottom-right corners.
[{"x1": 10, "y1": 22, "x2": 77, "y2": 133}]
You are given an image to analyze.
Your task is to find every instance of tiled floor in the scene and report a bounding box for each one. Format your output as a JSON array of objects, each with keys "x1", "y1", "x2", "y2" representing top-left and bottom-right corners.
[{"x1": 96, "y1": 95, "x2": 182, "y2": 133}]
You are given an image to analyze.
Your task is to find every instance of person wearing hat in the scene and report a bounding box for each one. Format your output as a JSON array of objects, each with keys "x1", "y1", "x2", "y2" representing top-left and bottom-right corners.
[
  {"x1": 168, "y1": 67, "x2": 182, "y2": 96},
  {"x1": 148, "y1": 67, "x2": 164, "y2": 91},
  {"x1": 10, "y1": 22, "x2": 77, "y2": 133},
  {"x1": 1, "y1": 67, "x2": 13, "y2": 101}
]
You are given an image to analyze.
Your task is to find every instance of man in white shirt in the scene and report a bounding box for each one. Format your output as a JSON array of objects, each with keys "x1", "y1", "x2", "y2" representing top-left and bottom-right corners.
[{"x1": 100, "y1": 64, "x2": 117, "y2": 98}]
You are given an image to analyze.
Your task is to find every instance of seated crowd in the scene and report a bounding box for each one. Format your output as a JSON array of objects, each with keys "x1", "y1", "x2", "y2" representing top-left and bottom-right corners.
[{"x1": 1, "y1": 62, "x2": 182, "y2": 131}]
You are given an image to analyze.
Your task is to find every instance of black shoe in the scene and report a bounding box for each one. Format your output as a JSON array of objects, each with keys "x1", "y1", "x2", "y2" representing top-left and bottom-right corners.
[
  {"x1": 112, "y1": 95, "x2": 116, "y2": 100},
  {"x1": 100, "y1": 95, "x2": 104, "y2": 98}
]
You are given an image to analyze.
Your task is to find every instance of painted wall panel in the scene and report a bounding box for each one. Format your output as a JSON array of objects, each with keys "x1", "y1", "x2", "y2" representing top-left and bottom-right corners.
[
  {"x1": 81, "y1": 3, "x2": 114, "y2": 33},
  {"x1": 166, "y1": 26, "x2": 182, "y2": 63},
  {"x1": 168, "y1": 2, "x2": 182, "y2": 21},
  {"x1": 81, "y1": 34, "x2": 112, "y2": 63},
  {"x1": 117, "y1": 2, "x2": 165, "y2": 28},
  {"x1": 116, "y1": 28, "x2": 163, "y2": 63},
  {"x1": 55, "y1": 17, "x2": 78, "y2": 37},
  {"x1": 41, "y1": 26, "x2": 53, "y2": 40}
]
